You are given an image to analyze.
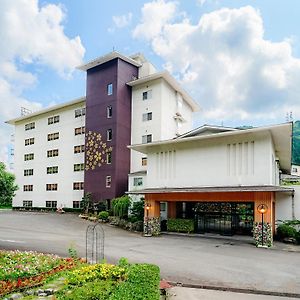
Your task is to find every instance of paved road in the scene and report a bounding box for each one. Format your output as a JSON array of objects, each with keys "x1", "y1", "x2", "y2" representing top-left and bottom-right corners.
[{"x1": 0, "y1": 211, "x2": 299, "y2": 296}]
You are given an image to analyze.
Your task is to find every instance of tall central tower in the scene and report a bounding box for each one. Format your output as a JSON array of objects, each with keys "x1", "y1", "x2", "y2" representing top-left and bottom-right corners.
[{"x1": 78, "y1": 52, "x2": 139, "y2": 202}]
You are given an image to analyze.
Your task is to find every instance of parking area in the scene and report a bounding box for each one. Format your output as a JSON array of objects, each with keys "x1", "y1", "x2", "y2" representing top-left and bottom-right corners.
[{"x1": 0, "y1": 210, "x2": 299, "y2": 295}]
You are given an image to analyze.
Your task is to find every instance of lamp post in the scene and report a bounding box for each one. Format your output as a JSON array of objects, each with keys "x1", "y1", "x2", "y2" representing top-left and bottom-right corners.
[
  {"x1": 145, "y1": 203, "x2": 151, "y2": 236},
  {"x1": 257, "y1": 204, "x2": 268, "y2": 247}
]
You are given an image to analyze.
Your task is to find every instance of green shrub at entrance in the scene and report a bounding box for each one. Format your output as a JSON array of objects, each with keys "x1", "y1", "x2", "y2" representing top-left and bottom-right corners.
[
  {"x1": 110, "y1": 264, "x2": 160, "y2": 300},
  {"x1": 276, "y1": 224, "x2": 298, "y2": 240},
  {"x1": 167, "y1": 218, "x2": 194, "y2": 233},
  {"x1": 99, "y1": 211, "x2": 109, "y2": 222}
]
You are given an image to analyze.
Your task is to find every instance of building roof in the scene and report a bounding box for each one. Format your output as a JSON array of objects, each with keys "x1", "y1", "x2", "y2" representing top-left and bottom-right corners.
[
  {"x1": 128, "y1": 185, "x2": 295, "y2": 194},
  {"x1": 176, "y1": 124, "x2": 237, "y2": 138},
  {"x1": 126, "y1": 71, "x2": 200, "y2": 112},
  {"x1": 6, "y1": 97, "x2": 86, "y2": 125},
  {"x1": 129, "y1": 122, "x2": 293, "y2": 174},
  {"x1": 77, "y1": 51, "x2": 141, "y2": 71}
]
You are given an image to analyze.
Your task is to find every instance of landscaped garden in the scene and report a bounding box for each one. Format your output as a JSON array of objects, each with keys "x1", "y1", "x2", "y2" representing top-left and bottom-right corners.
[{"x1": 0, "y1": 250, "x2": 161, "y2": 299}]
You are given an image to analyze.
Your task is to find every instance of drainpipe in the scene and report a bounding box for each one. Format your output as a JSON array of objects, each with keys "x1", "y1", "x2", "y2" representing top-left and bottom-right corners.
[{"x1": 292, "y1": 191, "x2": 295, "y2": 220}]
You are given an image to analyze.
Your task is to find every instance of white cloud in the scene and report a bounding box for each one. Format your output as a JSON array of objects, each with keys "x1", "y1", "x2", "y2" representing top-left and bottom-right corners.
[
  {"x1": 133, "y1": 3, "x2": 300, "y2": 125},
  {"x1": 112, "y1": 13, "x2": 133, "y2": 28},
  {"x1": 0, "y1": 0, "x2": 85, "y2": 167}
]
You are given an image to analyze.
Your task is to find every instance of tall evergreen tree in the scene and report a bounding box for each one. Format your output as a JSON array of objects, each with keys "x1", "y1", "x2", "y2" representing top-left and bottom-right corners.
[{"x1": 0, "y1": 163, "x2": 18, "y2": 207}]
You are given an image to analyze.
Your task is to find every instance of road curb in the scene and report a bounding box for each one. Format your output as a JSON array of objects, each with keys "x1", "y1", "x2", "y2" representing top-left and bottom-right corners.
[{"x1": 167, "y1": 281, "x2": 300, "y2": 299}]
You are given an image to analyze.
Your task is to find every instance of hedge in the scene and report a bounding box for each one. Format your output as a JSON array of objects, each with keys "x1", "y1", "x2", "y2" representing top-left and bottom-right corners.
[
  {"x1": 110, "y1": 264, "x2": 160, "y2": 300},
  {"x1": 167, "y1": 218, "x2": 194, "y2": 233}
]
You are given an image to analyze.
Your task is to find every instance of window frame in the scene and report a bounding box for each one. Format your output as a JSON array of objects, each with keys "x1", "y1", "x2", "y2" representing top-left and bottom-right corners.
[
  {"x1": 107, "y1": 129, "x2": 112, "y2": 141},
  {"x1": 23, "y1": 200, "x2": 33, "y2": 207},
  {"x1": 107, "y1": 83, "x2": 113, "y2": 95},
  {"x1": 142, "y1": 134, "x2": 152, "y2": 144},
  {"x1": 142, "y1": 112, "x2": 152, "y2": 122},
  {"x1": 106, "y1": 176, "x2": 111, "y2": 188},
  {"x1": 133, "y1": 177, "x2": 143, "y2": 187}
]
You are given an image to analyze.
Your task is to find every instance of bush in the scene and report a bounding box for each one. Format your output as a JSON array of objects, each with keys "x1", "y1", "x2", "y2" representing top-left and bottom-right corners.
[
  {"x1": 167, "y1": 218, "x2": 194, "y2": 233},
  {"x1": 110, "y1": 264, "x2": 160, "y2": 300},
  {"x1": 112, "y1": 195, "x2": 130, "y2": 219},
  {"x1": 276, "y1": 224, "x2": 298, "y2": 240},
  {"x1": 99, "y1": 211, "x2": 109, "y2": 222},
  {"x1": 130, "y1": 199, "x2": 144, "y2": 222}
]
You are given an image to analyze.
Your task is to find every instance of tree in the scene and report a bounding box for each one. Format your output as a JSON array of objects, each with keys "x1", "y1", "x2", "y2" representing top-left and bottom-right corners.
[{"x1": 0, "y1": 163, "x2": 18, "y2": 207}]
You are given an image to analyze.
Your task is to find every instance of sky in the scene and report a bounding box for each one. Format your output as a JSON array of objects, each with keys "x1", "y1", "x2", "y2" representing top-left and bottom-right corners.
[{"x1": 1, "y1": 0, "x2": 300, "y2": 168}]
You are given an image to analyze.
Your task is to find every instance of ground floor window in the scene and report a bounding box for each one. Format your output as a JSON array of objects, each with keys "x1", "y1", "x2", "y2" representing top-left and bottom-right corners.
[
  {"x1": 46, "y1": 201, "x2": 57, "y2": 208},
  {"x1": 73, "y1": 201, "x2": 81, "y2": 208},
  {"x1": 23, "y1": 200, "x2": 32, "y2": 207}
]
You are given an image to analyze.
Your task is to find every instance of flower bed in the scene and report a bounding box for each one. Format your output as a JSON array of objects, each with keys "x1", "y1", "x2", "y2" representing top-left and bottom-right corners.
[{"x1": 0, "y1": 250, "x2": 79, "y2": 296}]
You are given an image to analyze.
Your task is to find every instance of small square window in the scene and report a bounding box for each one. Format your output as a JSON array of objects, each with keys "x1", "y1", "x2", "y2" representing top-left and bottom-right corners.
[
  {"x1": 106, "y1": 176, "x2": 111, "y2": 188},
  {"x1": 133, "y1": 177, "x2": 143, "y2": 186},
  {"x1": 142, "y1": 134, "x2": 152, "y2": 144},
  {"x1": 73, "y1": 201, "x2": 81, "y2": 209},
  {"x1": 107, "y1": 106, "x2": 112, "y2": 118},
  {"x1": 107, "y1": 129, "x2": 112, "y2": 141},
  {"x1": 23, "y1": 200, "x2": 33, "y2": 207},
  {"x1": 142, "y1": 157, "x2": 147, "y2": 166},
  {"x1": 142, "y1": 112, "x2": 152, "y2": 121},
  {"x1": 106, "y1": 152, "x2": 112, "y2": 164},
  {"x1": 142, "y1": 90, "x2": 152, "y2": 100},
  {"x1": 107, "y1": 83, "x2": 113, "y2": 95}
]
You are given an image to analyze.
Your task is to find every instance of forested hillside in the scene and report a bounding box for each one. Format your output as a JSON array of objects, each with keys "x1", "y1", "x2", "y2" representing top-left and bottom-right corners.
[{"x1": 292, "y1": 121, "x2": 300, "y2": 165}]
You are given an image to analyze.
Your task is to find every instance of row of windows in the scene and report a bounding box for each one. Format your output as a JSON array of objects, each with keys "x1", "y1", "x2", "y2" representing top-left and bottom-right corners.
[
  {"x1": 23, "y1": 177, "x2": 112, "y2": 192},
  {"x1": 25, "y1": 138, "x2": 34, "y2": 146},
  {"x1": 47, "y1": 149, "x2": 59, "y2": 157},
  {"x1": 24, "y1": 108, "x2": 86, "y2": 131},
  {"x1": 22, "y1": 200, "x2": 82, "y2": 209},
  {"x1": 48, "y1": 132, "x2": 59, "y2": 141},
  {"x1": 48, "y1": 115, "x2": 59, "y2": 125},
  {"x1": 75, "y1": 126, "x2": 85, "y2": 136},
  {"x1": 47, "y1": 166, "x2": 58, "y2": 174},
  {"x1": 24, "y1": 153, "x2": 34, "y2": 161},
  {"x1": 74, "y1": 163, "x2": 84, "y2": 172},
  {"x1": 75, "y1": 108, "x2": 86, "y2": 118},
  {"x1": 24, "y1": 169, "x2": 33, "y2": 176}
]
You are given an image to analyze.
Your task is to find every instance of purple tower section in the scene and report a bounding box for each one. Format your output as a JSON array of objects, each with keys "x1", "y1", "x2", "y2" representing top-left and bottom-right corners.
[{"x1": 84, "y1": 58, "x2": 138, "y2": 202}]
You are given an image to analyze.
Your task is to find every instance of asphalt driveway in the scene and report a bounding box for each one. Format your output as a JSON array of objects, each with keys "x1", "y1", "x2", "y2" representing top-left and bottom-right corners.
[{"x1": 0, "y1": 210, "x2": 299, "y2": 295}]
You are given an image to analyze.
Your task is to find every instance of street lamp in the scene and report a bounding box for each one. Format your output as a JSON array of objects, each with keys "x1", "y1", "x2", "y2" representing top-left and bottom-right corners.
[
  {"x1": 257, "y1": 204, "x2": 268, "y2": 247},
  {"x1": 145, "y1": 203, "x2": 151, "y2": 236}
]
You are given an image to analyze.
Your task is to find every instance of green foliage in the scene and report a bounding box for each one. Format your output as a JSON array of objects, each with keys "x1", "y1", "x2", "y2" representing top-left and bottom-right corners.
[
  {"x1": 111, "y1": 195, "x2": 130, "y2": 219},
  {"x1": 118, "y1": 257, "x2": 129, "y2": 268},
  {"x1": 68, "y1": 244, "x2": 78, "y2": 259},
  {"x1": 167, "y1": 218, "x2": 194, "y2": 233},
  {"x1": 57, "y1": 280, "x2": 116, "y2": 300},
  {"x1": 81, "y1": 193, "x2": 93, "y2": 214},
  {"x1": 0, "y1": 162, "x2": 18, "y2": 207},
  {"x1": 292, "y1": 120, "x2": 300, "y2": 165},
  {"x1": 276, "y1": 224, "x2": 298, "y2": 240},
  {"x1": 109, "y1": 264, "x2": 160, "y2": 300},
  {"x1": 130, "y1": 199, "x2": 144, "y2": 222},
  {"x1": 99, "y1": 210, "x2": 109, "y2": 221}
]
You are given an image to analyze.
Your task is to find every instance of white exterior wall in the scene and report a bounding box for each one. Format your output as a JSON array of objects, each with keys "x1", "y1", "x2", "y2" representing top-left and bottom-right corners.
[
  {"x1": 128, "y1": 174, "x2": 147, "y2": 203},
  {"x1": 146, "y1": 132, "x2": 275, "y2": 188},
  {"x1": 130, "y1": 78, "x2": 193, "y2": 174},
  {"x1": 276, "y1": 186, "x2": 300, "y2": 221},
  {"x1": 13, "y1": 102, "x2": 85, "y2": 208}
]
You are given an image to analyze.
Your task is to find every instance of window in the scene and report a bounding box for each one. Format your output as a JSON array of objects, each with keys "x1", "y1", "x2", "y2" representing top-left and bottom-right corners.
[
  {"x1": 292, "y1": 167, "x2": 298, "y2": 173},
  {"x1": 160, "y1": 202, "x2": 166, "y2": 212},
  {"x1": 107, "y1": 106, "x2": 112, "y2": 118},
  {"x1": 47, "y1": 166, "x2": 58, "y2": 174},
  {"x1": 106, "y1": 152, "x2": 112, "y2": 164},
  {"x1": 46, "y1": 201, "x2": 57, "y2": 208},
  {"x1": 25, "y1": 138, "x2": 34, "y2": 146},
  {"x1": 23, "y1": 200, "x2": 33, "y2": 207},
  {"x1": 142, "y1": 90, "x2": 152, "y2": 100},
  {"x1": 47, "y1": 149, "x2": 59, "y2": 157},
  {"x1": 73, "y1": 182, "x2": 84, "y2": 190},
  {"x1": 142, "y1": 112, "x2": 152, "y2": 121},
  {"x1": 75, "y1": 108, "x2": 86, "y2": 118},
  {"x1": 73, "y1": 201, "x2": 81, "y2": 209},
  {"x1": 74, "y1": 145, "x2": 85, "y2": 154},
  {"x1": 46, "y1": 184, "x2": 58, "y2": 191},
  {"x1": 74, "y1": 163, "x2": 84, "y2": 172},
  {"x1": 142, "y1": 134, "x2": 152, "y2": 144},
  {"x1": 75, "y1": 126, "x2": 85, "y2": 136},
  {"x1": 107, "y1": 83, "x2": 113, "y2": 95},
  {"x1": 25, "y1": 122, "x2": 35, "y2": 131},
  {"x1": 23, "y1": 185, "x2": 33, "y2": 191},
  {"x1": 106, "y1": 176, "x2": 111, "y2": 188},
  {"x1": 24, "y1": 153, "x2": 34, "y2": 161},
  {"x1": 48, "y1": 132, "x2": 59, "y2": 141},
  {"x1": 133, "y1": 177, "x2": 143, "y2": 186},
  {"x1": 48, "y1": 115, "x2": 60, "y2": 125},
  {"x1": 142, "y1": 157, "x2": 147, "y2": 166},
  {"x1": 107, "y1": 129, "x2": 112, "y2": 141},
  {"x1": 24, "y1": 169, "x2": 33, "y2": 176}
]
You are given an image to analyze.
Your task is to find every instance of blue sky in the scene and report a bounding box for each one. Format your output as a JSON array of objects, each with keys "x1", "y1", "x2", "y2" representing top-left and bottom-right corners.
[{"x1": 1, "y1": 0, "x2": 300, "y2": 165}]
